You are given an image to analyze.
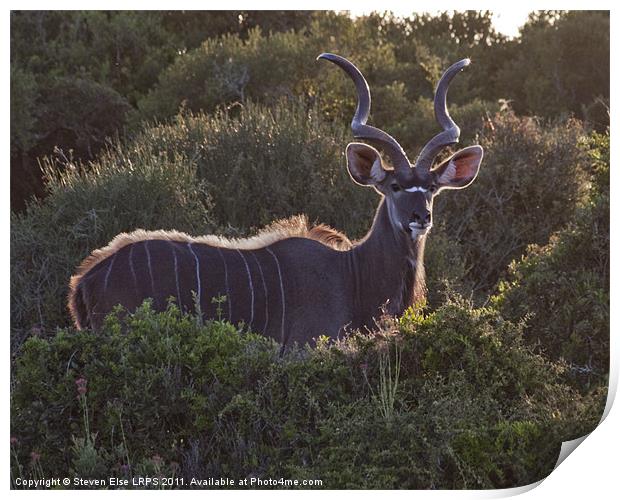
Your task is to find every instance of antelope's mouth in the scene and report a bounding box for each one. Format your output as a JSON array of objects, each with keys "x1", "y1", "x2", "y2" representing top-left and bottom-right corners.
[{"x1": 406, "y1": 223, "x2": 432, "y2": 238}]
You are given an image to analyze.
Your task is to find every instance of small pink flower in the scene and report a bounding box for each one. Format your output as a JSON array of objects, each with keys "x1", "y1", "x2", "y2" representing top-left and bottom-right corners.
[
  {"x1": 30, "y1": 451, "x2": 41, "y2": 463},
  {"x1": 10, "y1": 437, "x2": 18, "y2": 446},
  {"x1": 75, "y1": 378, "x2": 87, "y2": 396}
]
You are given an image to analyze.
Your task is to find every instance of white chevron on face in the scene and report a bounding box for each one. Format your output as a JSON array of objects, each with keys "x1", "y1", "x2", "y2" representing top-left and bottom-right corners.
[{"x1": 405, "y1": 186, "x2": 428, "y2": 193}]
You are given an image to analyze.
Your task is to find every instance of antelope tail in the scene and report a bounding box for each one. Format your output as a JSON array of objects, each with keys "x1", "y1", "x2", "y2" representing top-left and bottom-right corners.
[{"x1": 68, "y1": 276, "x2": 89, "y2": 330}]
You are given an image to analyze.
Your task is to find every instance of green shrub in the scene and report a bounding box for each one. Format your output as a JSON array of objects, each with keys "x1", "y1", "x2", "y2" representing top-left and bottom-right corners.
[
  {"x1": 385, "y1": 96, "x2": 498, "y2": 155},
  {"x1": 134, "y1": 100, "x2": 375, "y2": 236},
  {"x1": 12, "y1": 10, "x2": 609, "y2": 212},
  {"x1": 10, "y1": 66, "x2": 39, "y2": 155},
  {"x1": 8, "y1": 12, "x2": 216, "y2": 209},
  {"x1": 10, "y1": 65, "x2": 44, "y2": 209},
  {"x1": 10, "y1": 74, "x2": 134, "y2": 211},
  {"x1": 11, "y1": 11, "x2": 199, "y2": 104},
  {"x1": 10, "y1": 144, "x2": 214, "y2": 347},
  {"x1": 493, "y1": 132, "x2": 609, "y2": 391},
  {"x1": 433, "y1": 111, "x2": 590, "y2": 296},
  {"x1": 11, "y1": 300, "x2": 604, "y2": 489},
  {"x1": 137, "y1": 22, "x2": 494, "y2": 155},
  {"x1": 138, "y1": 28, "x2": 324, "y2": 121},
  {"x1": 33, "y1": 77, "x2": 133, "y2": 159},
  {"x1": 10, "y1": 11, "x2": 180, "y2": 209},
  {"x1": 496, "y1": 11, "x2": 609, "y2": 125}
]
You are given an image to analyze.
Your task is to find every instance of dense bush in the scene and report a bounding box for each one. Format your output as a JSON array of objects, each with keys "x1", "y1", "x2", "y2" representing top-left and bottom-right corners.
[
  {"x1": 496, "y1": 11, "x2": 609, "y2": 124},
  {"x1": 137, "y1": 22, "x2": 496, "y2": 154},
  {"x1": 10, "y1": 73, "x2": 134, "y2": 209},
  {"x1": 493, "y1": 132, "x2": 609, "y2": 390},
  {"x1": 433, "y1": 111, "x2": 590, "y2": 296},
  {"x1": 11, "y1": 300, "x2": 604, "y2": 489},
  {"x1": 10, "y1": 11, "x2": 314, "y2": 108},
  {"x1": 10, "y1": 144, "x2": 214, "y2": 347},
  {"x1": 35, "y1": 77, "x2": 133, "y2": 158},
  {"x1": 10, "y1": 66, "x2": 39, "y2": 155},
  {"x1": 133, "y1": 100, "x2": 378, "y2": 236},
  {"x1": 11, "y1": 11, "x2": 609, "y2": 211},
  {"x1": 10, "y1": 11, "x2": 178, "y2": 209},
  {"x1": 9, "y1": 11, "x2": 318, "y2": 210},
  {"x1": 138, "y1": 19, "x2": 427, "y2": 139},
  {"x1": 11, "y1": 11, "x2": 178, "y2": 101},
  {"x1": 138, "y1": 28, "x2": 322, "y2": 121},
  {"x1": 10, "y1": 66, "x2": 45, "y2": 205}
]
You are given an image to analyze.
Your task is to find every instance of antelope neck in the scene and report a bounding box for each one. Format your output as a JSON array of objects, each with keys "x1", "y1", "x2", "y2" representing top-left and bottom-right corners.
[{"x1": 347, "y1": 199, "x2": 424, "y2": 328}]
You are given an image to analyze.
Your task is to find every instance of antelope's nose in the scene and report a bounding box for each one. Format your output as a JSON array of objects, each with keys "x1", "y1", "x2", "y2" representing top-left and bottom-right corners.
[{"x1": 411, "y1": 209, "x2": 432, "y2": 227}]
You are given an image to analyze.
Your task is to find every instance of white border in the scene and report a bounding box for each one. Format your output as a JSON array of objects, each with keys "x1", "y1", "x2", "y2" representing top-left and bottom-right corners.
[{"x1": 4, "y1": 2, "x2": 616, "y2": 497}]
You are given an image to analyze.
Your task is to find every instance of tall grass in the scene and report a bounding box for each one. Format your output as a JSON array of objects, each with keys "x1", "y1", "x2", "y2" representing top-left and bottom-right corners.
[{"x1": 377, "y1": 343, "x2": 401, "y2": 421}]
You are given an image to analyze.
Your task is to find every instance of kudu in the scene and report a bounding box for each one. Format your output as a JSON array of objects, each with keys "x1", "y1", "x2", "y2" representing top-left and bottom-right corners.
[{"x1": 68, "y1": 54, "x2": 483, "y2": 348}]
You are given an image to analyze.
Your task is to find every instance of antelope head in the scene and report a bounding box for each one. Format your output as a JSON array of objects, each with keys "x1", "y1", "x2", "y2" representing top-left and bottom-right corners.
[{"x1": 318, "y1": 54, "x2": 483, "y2": 241}]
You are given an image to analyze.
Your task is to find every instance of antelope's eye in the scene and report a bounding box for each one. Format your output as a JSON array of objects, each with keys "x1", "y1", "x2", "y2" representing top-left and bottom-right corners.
[{"x1": 391, "y1": 183, "x2": 401, "y2": 193}]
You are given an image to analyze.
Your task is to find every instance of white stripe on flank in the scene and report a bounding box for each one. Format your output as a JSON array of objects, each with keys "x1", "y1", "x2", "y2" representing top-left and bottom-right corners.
[
  {"x1": 170, "y1": 243, "x2": 182, "y2": 309},
  {"x1": 217, "y1": 248, "x2": 231, "y2": 321},
  {"x1": 144, "y1": 241, "x2": 155, "y2": 295},
  {"x1": 188, "y1": 243, "x2": 202, "y2": 313},
  {"x1": 128, "y1": 245, "x2": 138, "y2": 289},
  {"x1": 103, "y1": 252, "x2": 118, "y2": 293},
  {"x1": 250, "y1": 251, "x2": 269, "y2": 334},
  {"x1": 237, "y1": 250, "x2": 254, "y2": 328},
  {"x1": 266, "y1": 248, "x2": 285, "y2": 344}
]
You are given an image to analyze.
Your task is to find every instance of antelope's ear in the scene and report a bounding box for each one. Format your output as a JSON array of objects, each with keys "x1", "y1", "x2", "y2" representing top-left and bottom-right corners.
[
  {"x1": 346, "y1": 143, "x2": 387, "y2": 186},
  {"x1": 433, "y1": 145, "x2": 483, "y2": 190}
]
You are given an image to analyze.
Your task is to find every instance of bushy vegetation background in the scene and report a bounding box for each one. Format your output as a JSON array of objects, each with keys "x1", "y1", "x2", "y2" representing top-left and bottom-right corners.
[{"x1": 11, "y1": 10, "x2": 609, "y2": 489}]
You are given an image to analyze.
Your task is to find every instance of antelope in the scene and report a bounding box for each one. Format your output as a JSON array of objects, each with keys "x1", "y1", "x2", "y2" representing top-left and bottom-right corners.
[{"x1": 68, "y1": 54, "x2": 483, "y2": 348}]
